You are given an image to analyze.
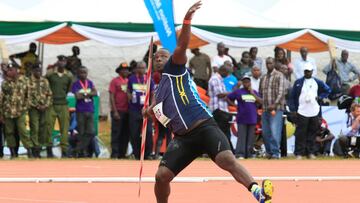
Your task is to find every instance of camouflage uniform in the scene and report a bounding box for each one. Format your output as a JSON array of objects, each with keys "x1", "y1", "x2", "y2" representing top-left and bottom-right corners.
[
  {"x1": 28, "y1": 75, "x2": 52, "y2": 149},
  {"x1": 0, "y1": 76, "x2": 33, "y2": 149}
]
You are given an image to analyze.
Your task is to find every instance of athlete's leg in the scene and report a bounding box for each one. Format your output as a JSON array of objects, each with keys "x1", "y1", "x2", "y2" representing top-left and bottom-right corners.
[{"x1": 154, "y1": 166, "x2": 175, "y2": 203}]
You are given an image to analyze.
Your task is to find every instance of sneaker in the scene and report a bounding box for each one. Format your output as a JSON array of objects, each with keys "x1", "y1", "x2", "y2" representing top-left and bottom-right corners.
[
  {"x1": 295, "y1": 155, "x2": 302, "y2": 160},
  {"x1": 251, "y1": 179, "x2": 273, "y2": 203},
  {"x1": 308, "y1": 154, "x2": 316, "y2": 159}
]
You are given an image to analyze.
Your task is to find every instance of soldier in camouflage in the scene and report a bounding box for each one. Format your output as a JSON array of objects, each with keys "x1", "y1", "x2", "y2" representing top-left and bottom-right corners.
[
  {"x1": 28, "y1": 65, "x2": 53, "y2": 158},
  {"x1": 0, "y1": 64, "x2": 34, "y2": 158}
]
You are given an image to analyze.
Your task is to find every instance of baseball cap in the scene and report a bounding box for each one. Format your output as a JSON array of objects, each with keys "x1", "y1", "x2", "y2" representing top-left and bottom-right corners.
[
  {"x1": 303, "y1": 62, "x2": 314, "y2": 71},
  {"x1": 241, "y1": 74, "x2": 251, "y2": 81}
]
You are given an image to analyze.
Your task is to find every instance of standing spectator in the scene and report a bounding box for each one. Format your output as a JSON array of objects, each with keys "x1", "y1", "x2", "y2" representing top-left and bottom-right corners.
[
  {"x1": 294, "y1": 47, "x2": 317, "y2": 80},
  {"x1": 211, "y1": 42, "x2": 232, "y2": 72},
  {"x1": 274, "y1": 47, "x2": 292, "y2": 81},
  {"x1": 71, "y1": 67, "x2": 97, "y2": 157},
  {"x1": 66, "y1": 46, "x2": 82, "y2": 79},
  {"x1": 234, "y1": 51, "x2": 252, "y2": 80},
  {"x1": 336, "y1": 103, "x2": 360, "y2": 157},
  {"x1": 227, "y1": 75, "x2": 262, "y2": 159},
  {"x1": 109, "y1": 62, "x2": 130, "y2": 159},
  {"x1": 189, "y1": 48, "x2": 211, "y2": 90},
  {"x1": 223, "y1": 62, "x2": 238, "y2": 92},
  {"x1": 259, "y1": 57, "x2": 286, "y2": 159},
  {"x1": 0, "y1": 63, "x2": 6, "y2": 157},
  {"x1": 289, "y1": 63, "x2": 331, "y2": 159},
  {"x1": 249, "y1": 47, "x2": 264, "y2": 74},
  {"x1": 323, "y1": 50, "x2": 360, "y2": 94},
  {"x1": 9, "y1": 42, "x2": 38, "y2": 77},
  {"x1": 0, "y1": 64, "x2": 34, "y2": 158},
  {"x1": 208, "y1": 65, "x2": 233, "y2": 152},
  {"x1": 314, "y1": 118, "x2": 335, "y2": 156},
  {"x1": 128, "y1": 61, "x2": 154, "y2": 160},
  {"x1": 28, "y1": 65, "x2": 52, "y2": 158},
  {"x1": 250, "y1": 66, "x2": 261, "y2": 92},
  {"x1": 46, "y1": 55, "x2": 72, "y2": 157},
  {"x1": 349, "y1": 76, "x2": 360, "y2": 98}
]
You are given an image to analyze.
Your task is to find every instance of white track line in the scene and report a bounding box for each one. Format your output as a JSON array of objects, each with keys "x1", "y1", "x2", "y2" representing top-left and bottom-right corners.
[
  {"x1": 0, "y1": 197, "x2": 86, "y2": 203},
  {"x1": 0, "y1": 176, "x2": 359, "y2": 183}
]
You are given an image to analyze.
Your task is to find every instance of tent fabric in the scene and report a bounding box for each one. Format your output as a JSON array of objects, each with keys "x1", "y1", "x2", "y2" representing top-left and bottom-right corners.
[
  {"x1": 38, "y1": 26, "x2": 88, "y2": 44},
  {"x1": 0, "y1": 22, "x2": 66, "y2": 44},
  {"x1": 2, "y1": 21, "x2": 360, "y2": 52}
]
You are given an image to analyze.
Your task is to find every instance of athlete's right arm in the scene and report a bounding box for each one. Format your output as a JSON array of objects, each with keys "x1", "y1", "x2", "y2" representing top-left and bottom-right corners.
[{"x1": 172, "y1": 1, "x2": 202, "y2": 65}]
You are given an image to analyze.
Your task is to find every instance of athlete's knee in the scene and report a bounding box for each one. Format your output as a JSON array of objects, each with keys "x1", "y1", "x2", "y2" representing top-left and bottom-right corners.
[
  {"x1": 215, "y1": 150, "x2": 237, "y2": 171},
  {"x1": 155, "y1": 166, "x2": 175, "y2": 184}
]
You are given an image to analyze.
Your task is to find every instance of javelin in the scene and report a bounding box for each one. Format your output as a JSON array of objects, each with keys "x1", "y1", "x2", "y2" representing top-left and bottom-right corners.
[{"x1": 138, "y1": 36, "x2": 154, "y2": 197}]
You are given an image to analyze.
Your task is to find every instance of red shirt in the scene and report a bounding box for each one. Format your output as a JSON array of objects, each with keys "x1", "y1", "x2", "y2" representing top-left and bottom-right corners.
[
  {"x1": 349, "y1": 84, "x2": 360, "y2": 98},
  {"x1": 109, "y1": 76, "x2": 128, "y2": 112}
]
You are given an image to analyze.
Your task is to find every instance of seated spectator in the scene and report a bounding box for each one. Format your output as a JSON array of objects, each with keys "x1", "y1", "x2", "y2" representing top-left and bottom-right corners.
[
  {"x1": 274, "y1": 47, "x2": 292, "y2": 81},
  {"x1": 314, "y1": 118, "x2": 335, "y2": 156},
  {"x1": 225, "y1": 47, "x2": 237, "y2": 68},
  {"x1": 227, "y1": 74, "x2": 262, "y2": 159},
  {"x1": 72, "y1": 66, "x2": 97, "y2": 157},
  {"x1": 294, "y1": 47, "x2": 317, "y2": 80},
  {"x1": 249, "y1": 47, "x2": 263, "y2": 74},
  {"x1": 66, "y1": 46, "x2": 82, "y2": 80},
  {"x1": 337, "y1": 103, "x2": 360, "y2": 158},
  {"x1": 211, "y1": 42, "x2": 232, "y2": 73},
  {"x1": 234, "y1": 51, "x2": 252, "y2": 80}
]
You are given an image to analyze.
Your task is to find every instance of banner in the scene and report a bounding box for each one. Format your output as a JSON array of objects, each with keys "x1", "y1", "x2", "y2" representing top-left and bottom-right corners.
[{"x1": 144, "y1": 0, "x2": 177, "y2": 53}]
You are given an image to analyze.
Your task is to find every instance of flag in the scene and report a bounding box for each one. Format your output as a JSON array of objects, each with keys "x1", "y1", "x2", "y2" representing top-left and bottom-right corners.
[{"x1": 144, "y1": 0, "x2": 177, "y2": 53}]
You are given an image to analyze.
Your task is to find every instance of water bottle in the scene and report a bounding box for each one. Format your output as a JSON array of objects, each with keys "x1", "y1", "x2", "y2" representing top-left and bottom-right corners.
[{"x1": 132, "y1": 91, "x2": 137, "y2": 103}]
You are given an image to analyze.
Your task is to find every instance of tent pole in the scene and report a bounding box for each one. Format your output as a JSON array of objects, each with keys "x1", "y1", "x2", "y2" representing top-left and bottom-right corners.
[{"x1": 40, "y1": 42, "x2": 45, "y2": 74}]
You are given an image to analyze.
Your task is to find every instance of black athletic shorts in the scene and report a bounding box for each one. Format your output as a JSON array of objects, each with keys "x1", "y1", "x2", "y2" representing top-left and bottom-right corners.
[{"x1": 159, "y1": 118, "x2": 231, "y2": 176}]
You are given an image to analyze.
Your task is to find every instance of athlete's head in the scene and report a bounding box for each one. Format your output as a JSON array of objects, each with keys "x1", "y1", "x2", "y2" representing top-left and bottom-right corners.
[{"x1": 154, "y1": 48, "x2": 170, "y2": 72}]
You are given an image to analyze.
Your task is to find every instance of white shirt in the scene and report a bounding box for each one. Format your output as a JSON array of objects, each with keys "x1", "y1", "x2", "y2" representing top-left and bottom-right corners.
[
  {"x1": 250, "y1": 76, "x2": 260, "y2": 92},
  {"x1": 298, "y1": 78, "x2": 319, "y2": 117},
  {"x1": 211, "y1": 55, "x2": 232, "y2": 69},
  {"x1": 294, "y1": 57, "x2": 317, "y2": 79}
]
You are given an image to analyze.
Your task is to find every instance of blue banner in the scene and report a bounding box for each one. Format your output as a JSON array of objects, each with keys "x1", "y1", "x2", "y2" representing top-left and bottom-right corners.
[{"x1": 144, "y1": 0, "x2": 177, "y2": 53}]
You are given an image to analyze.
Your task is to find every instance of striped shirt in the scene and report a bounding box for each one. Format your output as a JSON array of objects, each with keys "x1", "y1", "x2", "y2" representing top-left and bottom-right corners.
[
  {"x1": 259, "y1": 69, "x2": 286, "y2": 111},
  {"x1": 208, "y1": 73, "x2": 228, "y2": 112}
]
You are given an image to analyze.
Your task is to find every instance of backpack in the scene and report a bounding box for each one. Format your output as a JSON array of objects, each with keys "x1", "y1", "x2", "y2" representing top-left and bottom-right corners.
[{"x1": 326, "y1": 68, "x2": 342, "y2": 100}]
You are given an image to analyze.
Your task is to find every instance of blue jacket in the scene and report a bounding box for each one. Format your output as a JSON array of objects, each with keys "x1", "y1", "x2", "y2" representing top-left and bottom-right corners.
[{"x1": 289, "y1": 77, "x2": 331, "y2": 112}]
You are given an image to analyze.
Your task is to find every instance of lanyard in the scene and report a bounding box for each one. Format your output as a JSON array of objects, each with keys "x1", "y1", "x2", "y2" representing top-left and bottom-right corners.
[
  {"x1": 79, "y1": 79, "x2": 88, "y2": 90},
  {"x1": 136, "y1": 75, "x2": 146, "y2": 84}
]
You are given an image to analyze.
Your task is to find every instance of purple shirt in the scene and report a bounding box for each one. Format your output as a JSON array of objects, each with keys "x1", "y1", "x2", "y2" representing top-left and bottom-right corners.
[
  {"x1": 71, "y1": 79, "x2": 95, "y2": 113},
  {"x1": 227, "y1": 88, "x2": 259, "y2": 125},
  {"x1": 128, "y1": 74, "x2": 154, "y2": 111}
]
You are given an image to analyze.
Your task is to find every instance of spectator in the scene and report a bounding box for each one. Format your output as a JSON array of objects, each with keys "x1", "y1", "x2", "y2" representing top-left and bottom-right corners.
[
  {"x1": 289, "y1": 63, "x2": 331, "y2": 159},
  {"x1": 274, "y1": 47, "x2": 292, "y2": 81},
  {"x1": 349, "y1": 76, "x2": 360, "y2": 98},
  {"x1": 314, "y1": 118, "x2": 335, "y2": 156},
  {"x1": 249, "y1": 47, "x2": 264, "y2": 74},
  {"x1": 28, "y1": 65, "x2": 53, "y2": 158},
  {"x1": 234, "y1": 51, "x2": 252, "y2": 80},
  {"x1": 211, "y1": 42, "x2": 232, "y2": 72},
  {"x1": 72, "y1": 66, "x2": 97, "y2": 157},
  {"x1": 227, "y1": 74, "x2": 262, "y2": 159},
  {"x1": 294, "y1": 47, "x2": 317, "y2": 79},
  {"x1": 189, "y1": 48, "x2": 211, "y2": 90},
  {"x1": 223, "y1": 61, "x2": 238, "y2": 92},
  {"x1": 278, "y1": 64, "x2": 292, "y2": 102},
  {"x1": 250, "y1": 65, "x2": 261, "y2": 92},
  {"x1": 0, "y1": 63, "x2": 6, "y2": 157},
  {"x1": 323, "y1": 50, "x2": 360, "y2": 94},
  {"x1": 109, "y1": 62, "x2": 130, "y2": 159},
  {"x1": 9, "y1": 42, "x2": 38, "y2": 77},
  {"x1": 337, "y1": 103, "x2": 360, "y2": 157},
  {"x1": 259, "y1": 57, "x2": 286, "y2": 159},
  {"x1": 66, "y1": 46, "x2": 82, "y2": 79},
  {"x1": 46, "y1": 55, "x2": 73, "y2": 158},
  {"x1": 208, "y1": 65, "x2": 234, "y2": 152},
  {"x1": 0, "y1": 64, "x2": 34, "y2": 158},
  {"x1": 127, "y1": 61, "x2": 154, "y2": 160}
]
